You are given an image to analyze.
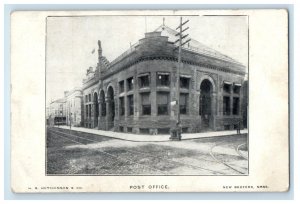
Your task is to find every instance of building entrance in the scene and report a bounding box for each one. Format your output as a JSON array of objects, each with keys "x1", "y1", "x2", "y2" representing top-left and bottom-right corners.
[
  {"x1": 93, "y1": 92, "x2": 99, "y2": 128},
  {"x1": 200, "y1": 79, "x2": 213, "y2": 130},
  {"x1": 107, "y1": 86, "x2": 115, "y2": 130}
]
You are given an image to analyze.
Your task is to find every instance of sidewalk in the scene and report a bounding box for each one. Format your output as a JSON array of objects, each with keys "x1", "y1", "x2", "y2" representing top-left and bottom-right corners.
[{"x1": 55, "y1": 125, "x2": 248, "y2": 142}]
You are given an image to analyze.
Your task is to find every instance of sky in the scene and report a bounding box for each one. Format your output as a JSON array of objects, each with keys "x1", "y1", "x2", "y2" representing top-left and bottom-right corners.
[{"x1": 46, "y1": 15, "x2": 248, "y2": 105}]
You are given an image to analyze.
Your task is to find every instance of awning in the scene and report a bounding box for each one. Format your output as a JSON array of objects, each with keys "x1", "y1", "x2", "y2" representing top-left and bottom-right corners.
[
  {"x1": 180, "y1": 74, "x2": 191, "y2": 78},
  {"x1": 138, "y1": 72, "x2": 150, "y2": 77},
  {"x1": 157, "y1": 72, "x2": 170, "y2": 75},
  {"x1": 234, "y1": 83, "x2": 242, "y2": 86},
  {"x1": 223, "y1": 81, "x2": 232, "y2": 85}
]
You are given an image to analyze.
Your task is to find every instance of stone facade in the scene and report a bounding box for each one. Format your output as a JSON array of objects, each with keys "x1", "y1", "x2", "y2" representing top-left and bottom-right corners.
[
  {"x1": 80, "y1": 25, "x2": 247, "y2": 134},
  {"x1": 65, "y1": 88, "x2": 83, "y2": 127},
  {"x1": 48, "y1": 97, "x2": 67, "y2": 126}
]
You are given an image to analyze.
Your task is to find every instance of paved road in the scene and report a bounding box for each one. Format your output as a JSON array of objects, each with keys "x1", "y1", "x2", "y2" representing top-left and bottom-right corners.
[{"x1": 46, "y1": 127, "x2": 248, "y2": 175}]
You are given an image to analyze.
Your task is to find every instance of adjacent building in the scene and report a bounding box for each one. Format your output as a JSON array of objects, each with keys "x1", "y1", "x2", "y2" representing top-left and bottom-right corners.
[
  {"x1": 48, "y1": 97, "x2": 67, "y2": 126},
  {"x1": 65, "y1": 88, "x2": 84, "y2": 127}
]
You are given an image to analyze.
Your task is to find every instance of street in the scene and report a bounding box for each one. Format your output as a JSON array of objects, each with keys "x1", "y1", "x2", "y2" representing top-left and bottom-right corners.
[{"x1": 46, "y1": 127, "x2": 248, "y2": 175}]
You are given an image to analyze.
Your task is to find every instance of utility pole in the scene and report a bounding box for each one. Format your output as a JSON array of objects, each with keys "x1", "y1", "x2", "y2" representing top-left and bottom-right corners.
[{"x1": 170, "y1": 17, "x2": 190, "y2": 141}]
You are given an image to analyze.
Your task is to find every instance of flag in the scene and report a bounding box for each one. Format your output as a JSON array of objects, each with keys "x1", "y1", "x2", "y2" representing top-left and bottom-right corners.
[{"x1": 91, "y1": 48, "x2": 95, "y2": 54}]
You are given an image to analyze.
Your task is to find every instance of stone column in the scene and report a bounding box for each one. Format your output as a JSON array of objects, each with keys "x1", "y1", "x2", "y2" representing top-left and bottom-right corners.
[
  {"x1": 211, "y1": 92, "x2": 217, "y2": 130},
  {"x1": 150, "y1": 71, "x2": 157, "y2": 117},
  {"x1": 133, "y1": 71, "x2": 138, "y2": 118},
  {"x1": 91, "y1": 103, "x2": 95, "y2": 128},
  {"x1": 105, "y1": 97, "x2": 111, "y2": 130},
  {"x1": 170, "y1": 66, "x2": 177, "y2": 121},
  {"x1": 133, "y1": 70, "x2": 139, "y2": 134},
  {"x1": 98, "y1": 101, "x2": 101, "y2": 129},
  {"x1": 230, "y1": 85, "x2": 233, "y2": 116},
  {"x1": 114, "y1": 96, "x2": 118, "y2": 130},
  {"x1": 190, "y1": 68, "x2": 197, "y2": 116},
  {"x1": 87, "y1": 104, "x2": 89, "y2": 125}
]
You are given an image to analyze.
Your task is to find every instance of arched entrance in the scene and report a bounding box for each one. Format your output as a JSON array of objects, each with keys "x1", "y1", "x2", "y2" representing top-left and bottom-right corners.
[
  {"x1": 107, "y1": 86, "x2": 115, "y2": 130},
  {"x1": 199, "y1": 79, "x2": 213, "y2": 130},
  {"x1": 100, "y1": 90, "x2": 106, "y2": 117},
  {"x1": 99, "y1": 90, "x2": 106, "y2": 130},
  {"x1": 93, "y1": 92, "x2": 99, "y2": 128}
]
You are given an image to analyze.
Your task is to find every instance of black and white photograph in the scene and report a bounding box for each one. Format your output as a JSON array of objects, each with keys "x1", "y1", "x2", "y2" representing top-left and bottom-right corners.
[
  {"x1": 46, "y1": 15, "x2": 249, "y2": 176},
  {"x1": 9, "y1": 8, "x2": 290, "y2": 193}
]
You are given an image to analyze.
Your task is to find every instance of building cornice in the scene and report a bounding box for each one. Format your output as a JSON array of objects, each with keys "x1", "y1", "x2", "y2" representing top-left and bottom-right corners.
[{"x1": 101, "y1": 55, "x2": 246, "y2": 81}]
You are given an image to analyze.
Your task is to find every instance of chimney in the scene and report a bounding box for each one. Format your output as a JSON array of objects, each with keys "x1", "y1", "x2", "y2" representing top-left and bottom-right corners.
[{"x1": 64, "y1": 91, "x2": 69, "y2": 97}]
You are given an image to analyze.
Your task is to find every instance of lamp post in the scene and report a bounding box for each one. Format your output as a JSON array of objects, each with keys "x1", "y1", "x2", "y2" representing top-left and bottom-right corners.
[{"x1": 69, "y1": 112, "x2": 72, "y2": 130}]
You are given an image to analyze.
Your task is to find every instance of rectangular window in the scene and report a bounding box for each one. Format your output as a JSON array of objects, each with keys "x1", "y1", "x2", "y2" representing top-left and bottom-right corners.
[
  {"x1": 157, "y1": 128, "x2": 170, "y2": 134},
  {"x1": 180, "y1": 93, "x2": 188, "y2": 114},
  {"x1": 86, "y1": 105, "x2": 88, "y2": 117},
  {"x1": 233, "y1": 85, "x2": 241, "y2": 94},
  {"x1": 157, "y1": 92, "x2": 169, "y2": 115},
  {"x1": 127, "y1": 95, "x2": 134, "y2": 116},
  {"x1": 224, "y1": 125, "x2": 231, "y2": 130},
  {"x1": 127, "y1": 77, "x2": 134, "y2": 91},
  {"x1": 89, "y1": 94, "x2": 91, "y2": 102},
  {"x1": 233, "y1": 97, "x2": 240, "y2": 115},
  {"x1": 119, "y1": 81, "x2": 125, "y2": 93},
  {"x1": 119, "y1": 97, "x2": 125, "y2": 116},
  {"x1": 140, "y1": 128, "x2": 150, "y2": 134},
  {"x1": 141, "y1": 92, "x2": 151, "y2": 115},
  {"x1": 223, "y1": 83, "x2": 231, "y2": 94},
  {"x1": 223, "y1": 96, "x2": 230, "y2": 116},
  {"x1": 127, "y1": 127, "x2": 133, "y2": 132},
  {"x1": 157, "y1": 73, "x2": 170, "y2": 87},
  {"x1": 182, "y1": 127, "x2": 188, "y2": 133},
  {"x1": 88, "y1": 104, "x2": 92, "y2": 118},
  {"x1": 180, "y1": 77, "x2": 190, "y2": 89},
  {"x1": 138, "y1": 74, "x2": 150, "y2": 88},
  {"x1": 85, "y1": 95, "x2": 88, "y2": 103}
]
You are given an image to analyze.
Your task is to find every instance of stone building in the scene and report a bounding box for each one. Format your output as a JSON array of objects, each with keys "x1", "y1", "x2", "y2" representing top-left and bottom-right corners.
[
  {"x1": 242, "y1": 79, "x2": 248, "y2": 128},
  {"x1": 82, "y1": 40, "x2": 110, "y2": 128},
  {"x1": 82, "y1": 24, "x2": 247, "y2": 134},
  {"x1": 48, "y1": 97, "x2": 67, "y2": 125},
  {"x1": 65, "y1": 88, "x2": 83, "y2": 127}
]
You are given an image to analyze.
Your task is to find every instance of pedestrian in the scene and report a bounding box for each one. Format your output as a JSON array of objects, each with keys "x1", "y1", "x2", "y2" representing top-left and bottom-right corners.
[{"x1": 237, "y1": 120, "x2": 241, "y2": 134}]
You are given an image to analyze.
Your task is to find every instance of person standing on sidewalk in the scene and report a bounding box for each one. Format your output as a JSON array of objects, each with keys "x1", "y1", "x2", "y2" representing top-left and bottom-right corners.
[{"x1": 237, "y1": 120, "x2": 241, "y2": 134}]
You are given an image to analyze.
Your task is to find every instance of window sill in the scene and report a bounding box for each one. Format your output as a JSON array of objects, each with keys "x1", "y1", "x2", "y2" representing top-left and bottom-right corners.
[
  {"x1": 157, "y1": 86, "x2": 170, "y2": 92},
  {"x1": 139, "y1": 87, "x2": 151, "y2": 92}
]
